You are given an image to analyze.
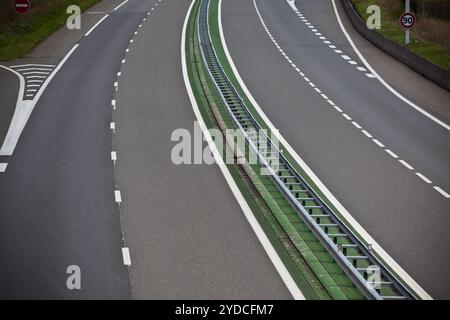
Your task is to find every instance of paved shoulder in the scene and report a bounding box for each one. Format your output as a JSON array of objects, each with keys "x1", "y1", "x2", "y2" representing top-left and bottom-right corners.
[{"x1": 114, "y1": 0, "x2": 291, "y2": 299}]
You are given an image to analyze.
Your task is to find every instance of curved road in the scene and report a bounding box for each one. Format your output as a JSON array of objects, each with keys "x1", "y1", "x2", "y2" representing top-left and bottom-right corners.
[
  {"x1": 0, "y1": 0, "x2": 290, "y2": 299},
  {"x1": 222, "y1": 0, "x2": 449, "y2": 298}
]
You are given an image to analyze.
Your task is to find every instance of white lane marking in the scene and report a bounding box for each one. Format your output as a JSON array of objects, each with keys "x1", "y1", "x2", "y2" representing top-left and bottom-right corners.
[
  {"x1": 129, "y1": 39, "x2": 133, "y2": 43},
  {"x1": 372, "y1": 139, "x2": 385, "y2": 148},
  {"x1": 331, "y1": 0, "x2": 449, "y2": 132},
  {"x1": 342, "y1": 113, "x2": 351, "y2": 120},
  {"x1": 264, "y1": 0, "x2": 432, "y2": 300},
  {"x1": 433, "y1": 186, "x2": 450, "y2": 199},
  {"x1": 399, "y1": 159, "x2": 414, "y2": 170},
  {"x1": 122, "y1": 247, "x2": 131, "y2": 266},
  {"x1": 122, "y1": 59, "x2": 126, "y2": 64},
  {"x1": 352, "y1": 121, "x2": 362, "y2": 129},
  {"x1": 26, "y1": 75, "x2": 46, "y2": 79},
  {"x1": 326, "y1": 99, "x2": 335, "y2": 106},
  {"x1": 113, "y1": 0, "x2": 129, "y2": 11},
  {"x1": 114, "y1": 82, "x2": 118, "y2": 88},
  {"x1": 334, "y1": 49, "x2": 343, "y2": 54},
  {"x1": 320, "y1": 93, "x2": 328, "y2": 100},
  {"x1": 17, "y1": 67, "x2": 53, "y2": 72},
  {"x1": 357, "y1": 66, "x2": 366, "y2": 71},
  {"x1": 117, "y1": 72, "x2": 121, "y2": 77},
  {"x1": 84, "y1": 14, "x2": 109, "y2": 37},
  {"x1": 110, "y1": 122, "x2": 116, "y2": 131},
  {"x1": 341, "y1": 55, "x2": 351, "y2": 60},
  {"x1": 314, "y1": 87, "x2": 322, "y2": 93},
  {"x1": 348, "y1": 60, "x2": 358, "y2": 65},
  {"x1": 111, "y1": 100, "x2": 116, "y2": 110},
  {"x1": 9, "y1": 63, "x2": 55, "y2": 68},
  {"x1": 22, "y1": 71, "x2": 50, "y2": 75},
  {"x1": 0, "y1": 163, "x2": 8, "y2": 172},
  {"x1": 27, "y1": 80, "x2": 44, "y2": 83},
  {"x1": 184, "y1": 0, "x2": 305, "y2": 300},
  {"x1": 415, "y1": 172, "x2": 432, "y2": 184},
  {"x1": 385, "y1": 149, "x2": 398, "y2": 159},
  {"x1": 333, "y1": 105, "x2": 343, "y2": 112},
  {"x1": 0, "y1": 44, "x2": 79, "y2": 156},
  {"x1": 365, "y1": 73, "x2": 376, "y2": 78},
  {"x1": 115, "y1": 190, "x2": 122, "y2": 203},
  {"x1": 361, "y1": 129, "x2": 373, "y2": 138},
  {"x1": 111, "y1": 151, "x2": 117, "y2": 162}
]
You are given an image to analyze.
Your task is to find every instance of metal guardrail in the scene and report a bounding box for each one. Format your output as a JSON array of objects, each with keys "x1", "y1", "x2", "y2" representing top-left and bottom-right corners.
[{"x1": 197, "y1": 0, "x2": 416, "y2": 300}]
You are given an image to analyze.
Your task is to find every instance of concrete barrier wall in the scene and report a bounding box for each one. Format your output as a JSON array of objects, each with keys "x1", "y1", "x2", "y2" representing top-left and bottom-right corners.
[{"x1": 341, "y1": 0, "x2": 450, "y2": 91}]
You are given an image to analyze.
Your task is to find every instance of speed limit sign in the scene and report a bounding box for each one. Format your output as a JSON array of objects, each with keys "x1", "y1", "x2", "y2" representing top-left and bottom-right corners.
[{"x1": 399, "y1": 12, "x2": 416, "y2": 29}]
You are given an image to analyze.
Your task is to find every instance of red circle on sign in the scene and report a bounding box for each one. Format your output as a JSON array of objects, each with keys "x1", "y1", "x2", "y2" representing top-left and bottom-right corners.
[
  {"x1": 399, "y1": 12, "x2": 416, "y2": 29},
  {"x1": 13, "y1": 0, "x2": 30, "y2": 14}
]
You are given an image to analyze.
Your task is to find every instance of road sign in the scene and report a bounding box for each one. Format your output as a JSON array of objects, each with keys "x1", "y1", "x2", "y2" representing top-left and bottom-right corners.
[
  {"x1": 13, "y1": 0, "x2": 30, "y2": 14},
  {"x1": 399, "y1": 12, "x2": 416, "y2": 29}
]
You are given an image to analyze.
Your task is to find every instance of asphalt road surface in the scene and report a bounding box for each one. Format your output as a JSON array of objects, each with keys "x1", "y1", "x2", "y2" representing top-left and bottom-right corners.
[
  {"x1": 0, "y1": 0, "x2": 290, "y2": 299},
  {"x1": 222, "y1": 0, "x2": 449, "y2": 299}
]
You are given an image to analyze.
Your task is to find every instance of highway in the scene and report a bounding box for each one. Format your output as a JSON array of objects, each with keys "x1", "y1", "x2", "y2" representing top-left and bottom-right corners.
[
  {"x1": 221, "y1": 0, "x2": 449, "y2": 298},
  {"x1": 0, "y1": 0, "x2": 290, "y2": 299}
]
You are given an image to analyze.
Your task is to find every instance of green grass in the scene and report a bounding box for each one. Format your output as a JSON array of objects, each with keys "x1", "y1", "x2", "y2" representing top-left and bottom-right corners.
[
  {"x1": 187, "y1": 0, "x2": 366, "y2": 299},
  {"x1": 0, "y1": 0, "x2": 100, "y2": 61},
  {"x1": 352, "y1": 0, "x2": 450, "y2": 70}
]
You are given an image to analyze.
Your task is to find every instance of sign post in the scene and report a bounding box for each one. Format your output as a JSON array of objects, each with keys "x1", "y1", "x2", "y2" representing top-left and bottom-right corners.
[{"x1": 399, "y1": 0, "x2": 416, "y2": 45}]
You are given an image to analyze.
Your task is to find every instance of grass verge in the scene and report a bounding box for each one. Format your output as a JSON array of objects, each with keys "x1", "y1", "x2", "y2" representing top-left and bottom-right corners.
[
  {"x1": 0, "y1": 0, "x2": 100, "y2": 61},
  {"x1": 351, "y1": 0, "x2": 450, "y2": 70}
]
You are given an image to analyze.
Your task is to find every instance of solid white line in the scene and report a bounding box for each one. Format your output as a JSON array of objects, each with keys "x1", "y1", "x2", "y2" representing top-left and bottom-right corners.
[
  {"x1": 433, "y1": 186, "x2": 450, "y2": 198},
  {"x1": 415, "y1": 172, "x2": 432, "y2": 184},
  {"x1": 399, "y1": 159, "x2": 414, "y2": 170},
  {"x1": 113, "y1": 0, "x2": 128, "y2": 11},
  {"x1": 0, "y1": 44, "x2": 79, "y2": 156},
  {"x1": 0, "y1": 163, "x2": 8, "y2": 172},
  {"x1": 122, "y1": 247, "x2": 131, "y2": 266},
  {"x1": 10, "y1": 63, "x2": 55, "y2": 68},
  {"x1": 266, "y1": 0, "x2": 432, "y2": 300},
  {"x1": 184, "y1": 0, "x2": 304, "y2": 300},
  {"x1": 22, "y1": 71, "x2": 50, "y2": 75},
  {"x1": 84, "y1": 14, "x2": 109, "y2": 37},
  {"x1": 17, "y1": 67, "x2": 53, "y2": 72},
  {"x1": 331, "y1": 0, "x2": 449, "y2": 131},
  {"x1": 115, "y1": 190, "x2": 122, "y2": 203},
  {"x1": 385, "y1": 149, "x2": 398, "y2": 158}
]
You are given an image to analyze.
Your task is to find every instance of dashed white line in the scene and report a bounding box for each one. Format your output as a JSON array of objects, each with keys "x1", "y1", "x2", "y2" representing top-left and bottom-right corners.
[
  {"x1": 385, "y1": 149, "x2": 398, "y2": 159},
  {"x1": 372, "y1": 139, "x2": 385, "y2": 148},
  {"x1": 111, "y1": 100, "x2": 116, "y2": 110},
  {"x1": 122, "y1": 247, "x2": 131, "y2": 266},
  {"x1": 111, "y1": 151, "x2": 117, "y2": 162},
  {"x1": 352, "y1": 121, "x2": 362, "y2": 129},
  {"x1": 342, "y1": 113, "x2": 351, "y2": 120},
  {"x1": 110, "y1": 122, "x2": 116, "y2": 131},
  {"x1": 0, "y1": 163, "x2": 8, "y2": 172},
  {"x1": 433, "y1": 186, "x2": 450, "y2": 199},
  {"x1": 415, "y1": 172, "x2": 432, "y2": 184},
  {"x1": 399, "y1": 159, "x2": 414, "y2": 170},
  {"x1": 115, "y1": 190, "x2": 122, "y2": 203}
]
